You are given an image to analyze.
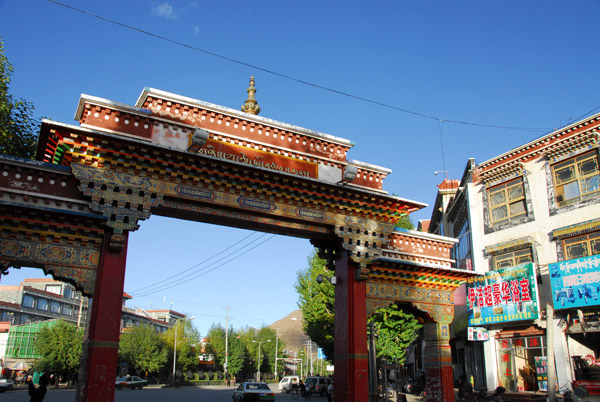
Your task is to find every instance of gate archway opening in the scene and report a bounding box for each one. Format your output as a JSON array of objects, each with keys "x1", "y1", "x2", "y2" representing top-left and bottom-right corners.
[{"x1": 0, "y1": 86, "x2": 477, "y2": 401}]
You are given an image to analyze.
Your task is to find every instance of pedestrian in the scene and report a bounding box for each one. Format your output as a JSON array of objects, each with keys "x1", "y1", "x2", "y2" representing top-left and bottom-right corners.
[
  {"x1": 299, "y1": 379, "x2": 306, "y2": 398},
  {"x1": 28, "y1": 373, "x2": 50, "y2": 402},
  {"x1": 458, "y1": 375, "x2": 472, "y2": 400},
  {"x1": 327, "y1": 381, "x2": 334, "y2": 402}
]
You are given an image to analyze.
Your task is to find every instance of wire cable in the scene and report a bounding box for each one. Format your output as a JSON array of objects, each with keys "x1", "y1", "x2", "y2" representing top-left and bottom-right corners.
[
  {"x1": 48, "y1": 0, "x2": 556, "y2": 133},
  {"x1": 129, "y1": 231, "x2": 262, "y2": 294},
  {"x1": 131, "y1": 234, "x2": 276, "y2": 298}
]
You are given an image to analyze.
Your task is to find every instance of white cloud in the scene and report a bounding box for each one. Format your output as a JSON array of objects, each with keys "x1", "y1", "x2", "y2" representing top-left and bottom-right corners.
[
  {"x1": 194, "y1": 25, "x2": 200, "y2": 36},
  {"x1": 151, "y1": 3, "x2": 176, "y2": 20}
]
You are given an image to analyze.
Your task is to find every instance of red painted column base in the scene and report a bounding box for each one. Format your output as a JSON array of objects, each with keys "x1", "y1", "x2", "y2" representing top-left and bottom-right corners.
[
  {"x1": 334, "y1": 250, "x2": 369, "y2": 402},
  {"x1": 76, "y1": 231, "x2": 129, "y2": 402}
]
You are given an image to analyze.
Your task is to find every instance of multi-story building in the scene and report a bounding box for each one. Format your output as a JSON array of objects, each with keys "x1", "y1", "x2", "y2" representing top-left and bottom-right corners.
[
  {"x1": 0, "y1": 278, "x2": 88, "y2": 328},
  {"x1": 0, "y1": 279, "x2": 179, "y2": 368},
  {"x1": 428, "y1": 112, "x2": 600, "y2": 394}
]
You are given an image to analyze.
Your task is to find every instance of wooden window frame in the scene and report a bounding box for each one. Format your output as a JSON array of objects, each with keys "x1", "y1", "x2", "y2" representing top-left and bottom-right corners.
[
  {"x1": 563, "y1": 231, "x2": 600, "y2": 260},
  {"x1": 552, "y1": 151, "x2": 600, "y2": 207},
  {"x1": 488, "y1": 178, "x2": 527, "y2": 226}
]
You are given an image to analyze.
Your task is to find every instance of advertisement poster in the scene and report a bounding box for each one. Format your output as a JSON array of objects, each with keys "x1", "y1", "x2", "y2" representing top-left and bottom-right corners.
[
  {"x1": 549, "y1": 255, "x2": 600, "y2": 310},
  {"x1": 467, "y1": 263, "x2": 539, "y2": 326},
  {"x1": 467, "y1": 327, "x2": 489, "y2": 341},
  {"x1": 534, "y1": 356, "x2": 548, "y2": 391}
]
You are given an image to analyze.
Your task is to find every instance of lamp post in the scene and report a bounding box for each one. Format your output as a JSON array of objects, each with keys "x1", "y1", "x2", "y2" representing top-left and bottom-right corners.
[
  {"x1": 252, "y1": 339, "x2": 271, "y2": 382},
  {"x1": 173, "y1": 316, "x2": 194, "y2": 388}
]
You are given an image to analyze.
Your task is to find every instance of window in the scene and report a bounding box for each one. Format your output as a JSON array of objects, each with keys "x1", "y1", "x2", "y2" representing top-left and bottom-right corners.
[
  {"x1": 64, "y1": 287, "x2": 73, "y2": 299},
  {"x1": 45, "y1": 285, "x2": 62, "y2": 295},
  {"x1": 563, "y1": 232, "x2": 600, "y2": 260},
  {"x1": 452, "y1": 221, "x2": 473, "y2": 270},
  {"x1": 50, "y1": 301, "x2": 61, "y2": 313},
  {"x1": 552, "y1": 151, "x2": 600, "y2": 207},
  {"x1": 493, "y1": 249, "x2": 533, "y2": 270},
  {"x1": 22, "y1": 295, "x2": 34, "y2": 308},
  {"x1": 62, "y1": 305, "x2": 73, "y2": 316},
  {"x1": 37, "y1": 298, "x2": 48, "y2": 311},
  {"x1": 488, "y1": 179, "x2": 527, "y2": 226},
  {"x1": 2, "y1": 311, "x2": 15, "y2": 323}
]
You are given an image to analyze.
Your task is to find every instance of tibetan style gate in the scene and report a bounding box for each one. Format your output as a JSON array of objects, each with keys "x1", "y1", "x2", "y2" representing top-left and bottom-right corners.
[{"x1": 0, "y1": 85, "x2": 475, "y2": 402}]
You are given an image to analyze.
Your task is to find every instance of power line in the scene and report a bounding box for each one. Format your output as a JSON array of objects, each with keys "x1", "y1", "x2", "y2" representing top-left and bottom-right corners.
[
  {"x1": 48, "y1": 0, "x2": 555, "y2": 133},
  {"x1": 129, "y1": 231, "x2": 261, "y2": 294},
  {"x1": 131, "y1": 234, "x2": 276, "y2": 298}
]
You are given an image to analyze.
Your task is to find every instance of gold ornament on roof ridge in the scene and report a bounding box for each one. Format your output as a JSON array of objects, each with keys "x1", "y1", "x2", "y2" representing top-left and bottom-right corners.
[{"x1": 241, "y1": 76, "x2": 261, "y2": 115}]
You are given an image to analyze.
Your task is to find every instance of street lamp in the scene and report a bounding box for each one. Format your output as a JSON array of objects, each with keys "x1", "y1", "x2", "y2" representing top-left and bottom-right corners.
[
  {"x1": 252, "y1": 339, "x2": 271, "y2": 382},
  {"x1": 173, "y1": 316, "x2": 194, "y2": 388}
]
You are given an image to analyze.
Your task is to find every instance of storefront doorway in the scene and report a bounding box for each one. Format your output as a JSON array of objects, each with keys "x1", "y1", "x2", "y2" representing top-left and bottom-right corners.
[{"x1": 496, "y1": 329, "x2": 545, "y2": 392}]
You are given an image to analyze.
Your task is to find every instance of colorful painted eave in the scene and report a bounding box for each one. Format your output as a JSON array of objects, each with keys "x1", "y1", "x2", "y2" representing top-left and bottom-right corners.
[
  {"x1": 477, "y1": 112, "x2": 600, "y2": 182},
  {"x1": 135, "y1": 87, "x2": 356, "y2": 148},
  {"x1": 73, "y1": 92, "x2": 396, "y2": 192},
  {"x1": 37, "y1": 120, "x2": 426, "y2": 218}
]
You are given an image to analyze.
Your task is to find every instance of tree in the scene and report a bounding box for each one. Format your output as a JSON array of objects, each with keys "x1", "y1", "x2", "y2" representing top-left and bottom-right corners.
[
  {"x1": 395, "y1": 214, "x2": 415, "y2": 230},
  {"x1": 34, "y1": 320, "x2": 83, "y2": 383},
  {"x1": 161, "y1": 319, "x2": 200, "y2": 376},
  {"x1": 368, "y1": 304, "x2": 422, "y2": 364},
  {"x1": 119, "y1": 325, "x2": 167, "y2": 376},
  {"x1": 294, "y1": 250, "x2": 335, "y2": 362},
  {"x1": 0, "y1": 38, "x2": 39, "y2": 158},
  {"x1": 295, "y1": 249, "x2": 421, "y2": 366}
]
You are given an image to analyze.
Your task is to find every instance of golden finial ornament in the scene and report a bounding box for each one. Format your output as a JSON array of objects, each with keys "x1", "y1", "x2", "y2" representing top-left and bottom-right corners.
[{"x1": 241, "y1": 76, "x2": 261, "y2": 115}]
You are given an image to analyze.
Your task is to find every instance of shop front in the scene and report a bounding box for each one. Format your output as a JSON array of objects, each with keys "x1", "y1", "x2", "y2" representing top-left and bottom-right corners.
[
  {"x1": 467, "y1": 263, "x2": 542, "y2": 393},
  {"x1": 549, "y1": 254, "x2": 600, "y2": 394}
]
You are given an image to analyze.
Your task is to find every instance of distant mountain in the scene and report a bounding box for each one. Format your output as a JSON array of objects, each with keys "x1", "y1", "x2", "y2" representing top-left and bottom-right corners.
[{"x1": 269, "y1": 310, "x2": 310, "y2": 357}]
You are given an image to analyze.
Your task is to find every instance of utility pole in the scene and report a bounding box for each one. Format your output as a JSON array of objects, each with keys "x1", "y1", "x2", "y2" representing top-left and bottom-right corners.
[
  {"x1": 224, "y1": 306, "x2": 230, "y2": 382},
  {"x1": 274, "y1": 327, "x2": 279, "y2": 379},
  {"x1": 309, "y1": 340, "x2": 314, "y2": 375}
]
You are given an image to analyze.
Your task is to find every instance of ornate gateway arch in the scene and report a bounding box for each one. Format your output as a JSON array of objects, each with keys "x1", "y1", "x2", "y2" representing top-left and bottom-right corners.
[{"x1": 0, "y1": 83, "x2": 475, "y2": 401}]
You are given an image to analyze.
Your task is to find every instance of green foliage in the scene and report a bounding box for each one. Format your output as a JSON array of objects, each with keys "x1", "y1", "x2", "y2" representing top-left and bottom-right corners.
[
  {"x1": 294, "y1": 250, "x2": 335, "y2": 362},
  {"x1": 226, "y1": 334, "x2": 248, "y2": 377},
  {"x1": 368, "y1": 304, "x2": 422, "y2": 364},
  {"x1": 34, "y1": 320, "x2": 83, "y2": 381},
  {"x1": 395, "y1": 215, "x2": 415, "y2": 230},
  {"x1": 160, "y1": 319, "x2": 200, "y2": 373},
  {"x1": 0, "y1": 38, "x2": 39, "y2": 158},
  {"x1": 119, "y1": 325, "x2": 167, "y2": 376}
]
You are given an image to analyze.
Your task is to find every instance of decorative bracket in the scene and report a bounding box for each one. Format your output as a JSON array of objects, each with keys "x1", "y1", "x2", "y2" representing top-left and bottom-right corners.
[
  {"x1": 71, "y1": 164, "x2": 163, "y2": 236},
  {"x1": 333, "y1": 215, "x2": 396, "y2": 281}
]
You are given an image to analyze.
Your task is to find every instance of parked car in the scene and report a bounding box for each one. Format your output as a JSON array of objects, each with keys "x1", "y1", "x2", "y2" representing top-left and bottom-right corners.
[
  {"x1": 232, "y1": 382, "x2": 275, "y2": 401},
  {"x1": 0, "y1": 379, "x2": 14, "y2": 392},
  {"x1": 304, "y1": 376, "x2": 331, "y2": 397},
  {"x1": 115, "y1": 375, "x2": 148, "y2": 389},
  {"x1": 278, "y1": 375, "x2": 300, "y2": 393}
]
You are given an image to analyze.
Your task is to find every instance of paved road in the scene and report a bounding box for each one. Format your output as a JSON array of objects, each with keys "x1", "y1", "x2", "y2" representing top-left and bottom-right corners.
[{"x1": 0, "y1": 384, "x2": 428, "y2": 402}]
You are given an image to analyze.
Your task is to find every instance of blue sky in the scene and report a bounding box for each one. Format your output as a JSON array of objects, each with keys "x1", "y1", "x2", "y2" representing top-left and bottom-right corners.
[{"x1": 0, "y1": 0, "x2": 599, "y2": 336}]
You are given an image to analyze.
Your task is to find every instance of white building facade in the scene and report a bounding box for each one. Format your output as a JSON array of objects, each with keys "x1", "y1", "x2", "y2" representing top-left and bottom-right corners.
[{"x1": 430, "y1": 112, "x2": 600, "y2": 394}]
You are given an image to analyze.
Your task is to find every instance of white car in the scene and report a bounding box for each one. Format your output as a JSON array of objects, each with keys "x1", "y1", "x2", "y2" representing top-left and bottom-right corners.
[
  {"x1": 0, "y1": 379, "x2": 14, "y2": 393},
  {"x1": 232, "y1": 382, "x2": 275, "y2": 401},
  {"x1": 278, "y1": 375, "x2": 300, "y2": 393},
  {"x1": 115, "y1": 376, "x2": 148, "y2": 389}
]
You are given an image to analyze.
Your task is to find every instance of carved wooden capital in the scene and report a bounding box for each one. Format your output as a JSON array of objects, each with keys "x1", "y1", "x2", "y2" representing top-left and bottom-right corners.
[{"x1": 72, "y1": 164, "x2": 163, "y2": 233}]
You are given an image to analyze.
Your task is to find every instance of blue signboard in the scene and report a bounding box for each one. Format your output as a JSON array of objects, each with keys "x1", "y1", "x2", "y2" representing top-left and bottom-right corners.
[
  {"x1": 467, "y1": 263, "x2": 539, "y2": 326},
  {"x1": 317, "y1": 348, "x2": 326, "y2": 359},
  {"x1": 549, "y1": 255, "x2": 600, "y2": 310}
]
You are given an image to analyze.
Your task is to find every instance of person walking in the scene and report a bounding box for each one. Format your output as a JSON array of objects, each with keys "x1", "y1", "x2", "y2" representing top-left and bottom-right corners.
[
  {"x1": 326, "y1": 381, "x2": 334, "y2": 402},
  {"x1": 28, "y1": 373, "x2": 50, "y2": 402}
]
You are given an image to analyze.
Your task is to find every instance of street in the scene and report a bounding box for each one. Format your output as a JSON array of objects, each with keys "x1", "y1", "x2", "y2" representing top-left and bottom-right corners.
[{"x1": 0, "y1": 384, "x2": 427, "y2": 402}]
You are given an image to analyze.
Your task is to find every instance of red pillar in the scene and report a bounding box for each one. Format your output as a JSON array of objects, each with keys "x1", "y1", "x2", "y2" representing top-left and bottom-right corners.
[
  {"x1": 334, "y1": 249, "x2": 369, "y2": 402},
  {"x1": 76, "y1": 231, "x2": 128, "y2": 402},
  {"x1": 423, "y1": 322, "x2": 455, "y2": 402}
]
